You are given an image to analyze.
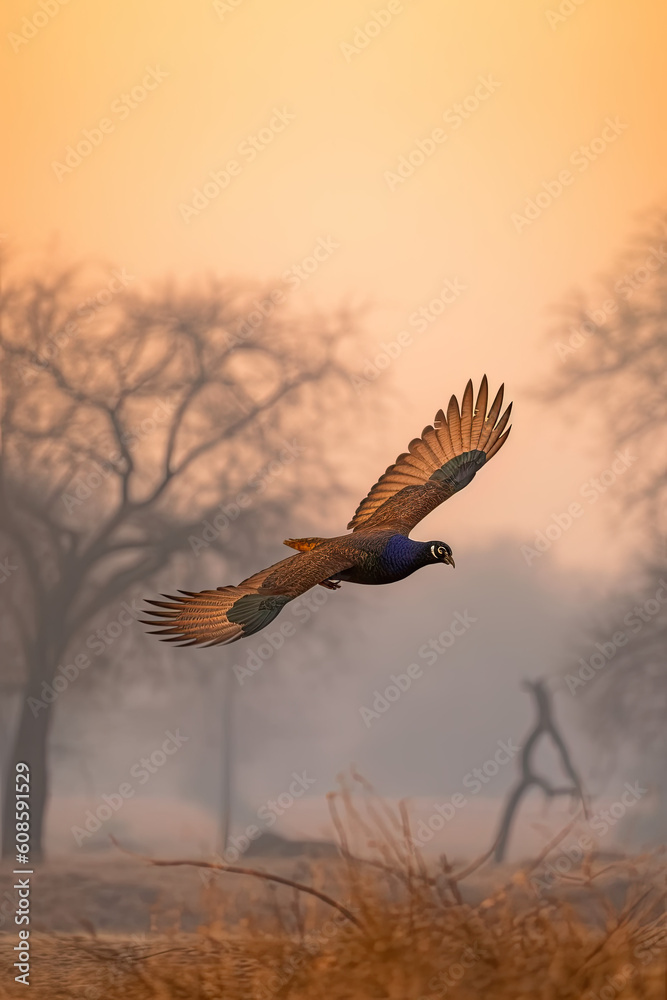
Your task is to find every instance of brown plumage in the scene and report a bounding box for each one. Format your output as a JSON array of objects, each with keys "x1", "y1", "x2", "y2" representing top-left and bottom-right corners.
[
  {"x1": 346, "y1": 376, "x2": 510, "y2": 534},
  {"x1": 142, "y1": 376, "x2": 512, "y2": 647}
]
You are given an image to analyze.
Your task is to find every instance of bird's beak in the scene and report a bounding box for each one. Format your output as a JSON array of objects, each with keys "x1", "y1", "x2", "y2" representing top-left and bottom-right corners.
[{"x1": 444, "y1": 553, "x2": 455, "y2": 568}]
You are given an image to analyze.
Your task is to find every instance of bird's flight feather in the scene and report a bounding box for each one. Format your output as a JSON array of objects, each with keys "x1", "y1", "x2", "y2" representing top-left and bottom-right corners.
[
  {"x1": 346, "y1": 376, "x2": 511, "y2": 535},
  {"x1": 141, "y1": 547, "x2": 355, "y2": 646}
]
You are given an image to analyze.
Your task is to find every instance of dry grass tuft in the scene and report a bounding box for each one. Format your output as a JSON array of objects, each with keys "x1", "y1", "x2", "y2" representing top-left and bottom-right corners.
[{"x1": 2, "y1": 774, "x2": 666, "y2": 998}]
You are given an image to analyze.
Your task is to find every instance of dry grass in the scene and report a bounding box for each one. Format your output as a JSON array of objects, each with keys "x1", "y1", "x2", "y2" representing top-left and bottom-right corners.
[{"x1": 1, "y1": 775, "x2": 666, "y2": 999}]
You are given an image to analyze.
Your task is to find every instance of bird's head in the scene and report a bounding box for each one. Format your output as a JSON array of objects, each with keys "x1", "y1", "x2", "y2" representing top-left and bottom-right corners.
[{"x1": 427, "y1": 541, "x2": 455, "y2": 568}]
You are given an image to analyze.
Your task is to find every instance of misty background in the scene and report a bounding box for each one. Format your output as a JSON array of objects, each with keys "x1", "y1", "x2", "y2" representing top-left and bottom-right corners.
[
  {"x1": 1, "y1": 0, "x2": 666, "y2": 870},
  {"x1": 1, "y1": 204, "x2": 665, "y2": 864}
]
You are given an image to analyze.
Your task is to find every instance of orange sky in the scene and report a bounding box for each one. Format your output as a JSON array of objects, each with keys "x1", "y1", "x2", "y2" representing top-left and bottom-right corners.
[{"x1": 3, "y1": 0, "x2": 666, "y2": 577}]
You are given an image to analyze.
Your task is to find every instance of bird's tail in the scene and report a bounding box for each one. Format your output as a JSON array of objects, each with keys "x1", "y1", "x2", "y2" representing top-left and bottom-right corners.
[{"x1": 141, "y1": 587, "x2": 291, "y2": 647}]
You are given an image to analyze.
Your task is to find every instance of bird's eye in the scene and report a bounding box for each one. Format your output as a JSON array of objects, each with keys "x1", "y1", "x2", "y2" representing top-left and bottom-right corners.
[{"x1": 431, "y1": 544, "x2": 444, "y2": 558}]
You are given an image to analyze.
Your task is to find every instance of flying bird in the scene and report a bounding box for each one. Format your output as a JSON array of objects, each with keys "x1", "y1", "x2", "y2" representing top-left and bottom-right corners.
[{"x1": 142, "y1": 376, "x2": 511, "y2": 647}]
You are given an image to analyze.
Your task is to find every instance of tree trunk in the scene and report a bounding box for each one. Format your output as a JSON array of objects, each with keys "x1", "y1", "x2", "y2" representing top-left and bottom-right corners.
[
  {"x1": 1, "y1": 670, "x2": 55, "y2": 860},
  {"x1": 493, "y1": 780, "x2": 532, "y2": 863}
]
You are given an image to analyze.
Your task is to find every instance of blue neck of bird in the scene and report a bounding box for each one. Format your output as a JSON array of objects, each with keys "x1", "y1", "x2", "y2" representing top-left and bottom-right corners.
[{"x1": 382, "y1": 534, "x2": 432, "y2": 573}]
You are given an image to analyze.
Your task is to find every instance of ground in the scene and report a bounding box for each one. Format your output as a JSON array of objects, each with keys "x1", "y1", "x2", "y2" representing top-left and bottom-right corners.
[{"x1": 0, "y1": 844, "x2": 665, "y2": 999}]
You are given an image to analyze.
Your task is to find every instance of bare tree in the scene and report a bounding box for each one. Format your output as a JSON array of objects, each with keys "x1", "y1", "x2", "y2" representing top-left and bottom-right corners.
[
  {"x1": 545, "y1": 207, "x2": 667, "y2": 756},
  {"x1": 493, "y1": 680, "x2": 587, "y2": 862},
  {"x1": 0, "y1": 252, "x2": 358, "y2": 857}
]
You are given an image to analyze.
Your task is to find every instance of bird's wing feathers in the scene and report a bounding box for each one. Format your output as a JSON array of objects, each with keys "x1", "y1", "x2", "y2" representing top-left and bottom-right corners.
[
  {"x1": 239, "y1": 547, "x2": 354, "y2": 596},
  {"x1": 347, "y1": 376, "x2": 511, "y2": 535},
  {"x1": 141, "y1": 547, "x2": 354, "y2": 647}
]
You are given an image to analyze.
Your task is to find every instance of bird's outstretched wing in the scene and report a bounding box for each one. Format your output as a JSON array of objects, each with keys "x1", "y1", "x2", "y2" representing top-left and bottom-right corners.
[
  {"x1": 347, "y1": 376, "x2": 511, "y2": 536},
  {"x1": 141, "y1": 546, "x2": 354, "y2": 647}
]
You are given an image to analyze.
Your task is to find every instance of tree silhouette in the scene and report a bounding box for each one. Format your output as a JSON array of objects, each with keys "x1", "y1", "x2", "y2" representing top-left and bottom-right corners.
[
  {"x1": 0, "y1": 253, "x2": 358, "y2": 857},
  {"x1": 493, "y1": 680, "x2": 587, "y2": 862},
  {"x1": 545, "y1": 207, "x2": 667, "y2": 758}
]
